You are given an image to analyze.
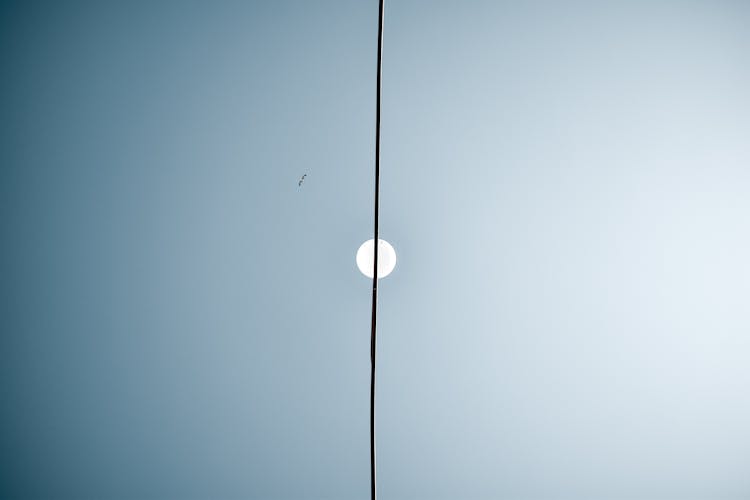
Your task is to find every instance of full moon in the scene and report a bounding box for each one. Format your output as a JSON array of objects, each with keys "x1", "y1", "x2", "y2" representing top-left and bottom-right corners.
[{"x1": 356, "y1": 239, "x2": 397, "y2": 279}]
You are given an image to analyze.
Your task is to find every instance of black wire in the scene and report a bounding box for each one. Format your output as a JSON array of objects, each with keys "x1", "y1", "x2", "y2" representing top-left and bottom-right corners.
[{"x1": 370, "y1": 1, "x2": 384, "y2": 500}]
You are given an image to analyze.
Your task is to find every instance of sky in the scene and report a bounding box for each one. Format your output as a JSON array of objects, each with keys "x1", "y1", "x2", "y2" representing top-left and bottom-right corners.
[{"x1": 1, "y1": 1, "x2": 750, "y2": 499}]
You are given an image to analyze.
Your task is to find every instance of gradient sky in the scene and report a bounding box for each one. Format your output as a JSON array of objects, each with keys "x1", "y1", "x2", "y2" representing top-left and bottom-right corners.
[{"x1": 2, "y1": 1, "x2": 750, "y2": 499}]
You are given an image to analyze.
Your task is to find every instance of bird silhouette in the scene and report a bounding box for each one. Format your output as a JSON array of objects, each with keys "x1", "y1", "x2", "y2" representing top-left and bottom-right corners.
[{"x1": 298, "y1": 173, "x2": 307, "y2": 187}]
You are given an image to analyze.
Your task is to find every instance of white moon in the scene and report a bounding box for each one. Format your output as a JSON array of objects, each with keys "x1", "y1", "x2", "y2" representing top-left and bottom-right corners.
[{"x1": 356, "y1": 239, "x2": 397, "y2": 279}]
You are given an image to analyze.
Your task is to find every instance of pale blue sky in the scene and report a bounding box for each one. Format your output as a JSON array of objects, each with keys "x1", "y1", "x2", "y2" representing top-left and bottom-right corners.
[{"x1": 1, "y1": 1, "x2": 749, "y2": 499}]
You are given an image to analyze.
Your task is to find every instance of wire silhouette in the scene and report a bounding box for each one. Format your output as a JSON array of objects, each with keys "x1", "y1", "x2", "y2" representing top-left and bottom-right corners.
[{"x1": 370, "y1": 2, "x2": 384, "y2": 500}]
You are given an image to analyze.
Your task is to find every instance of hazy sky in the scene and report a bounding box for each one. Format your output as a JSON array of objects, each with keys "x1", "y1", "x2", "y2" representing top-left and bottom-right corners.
[{"x1": 1, "y1": 1, "x2": 749, "y2": 499}]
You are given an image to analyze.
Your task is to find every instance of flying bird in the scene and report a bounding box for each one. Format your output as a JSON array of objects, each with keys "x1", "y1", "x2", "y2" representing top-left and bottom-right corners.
[{"x1": 298, "y1": 173, "x2": 307, "y2": 187}]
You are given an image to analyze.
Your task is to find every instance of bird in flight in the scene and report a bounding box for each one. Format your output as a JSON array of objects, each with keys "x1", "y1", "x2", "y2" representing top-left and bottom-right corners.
[{"x1": 298, "y1": 173, "x2": 307, "y2": 187}]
